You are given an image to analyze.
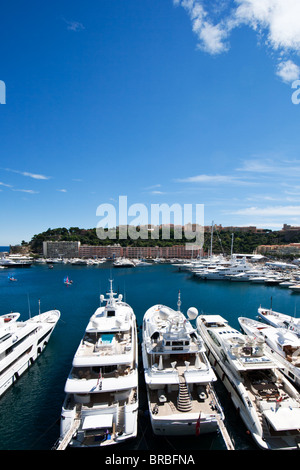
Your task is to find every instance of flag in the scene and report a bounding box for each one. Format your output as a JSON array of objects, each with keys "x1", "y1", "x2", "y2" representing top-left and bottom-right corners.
[{"x1": 196, "y1": 413, "x2": 201, "y2": 436}]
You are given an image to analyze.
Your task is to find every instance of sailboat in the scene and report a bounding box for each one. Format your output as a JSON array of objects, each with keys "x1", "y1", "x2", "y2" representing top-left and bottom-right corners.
[{"x1": 64, "y1": 276, "x2": 73, "y2": 285}]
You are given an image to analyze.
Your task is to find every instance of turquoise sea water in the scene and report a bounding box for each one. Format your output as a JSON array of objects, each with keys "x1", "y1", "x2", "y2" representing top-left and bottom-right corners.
[{"x1": 0, "y1": 262, "x2": 299, "y2": 451}]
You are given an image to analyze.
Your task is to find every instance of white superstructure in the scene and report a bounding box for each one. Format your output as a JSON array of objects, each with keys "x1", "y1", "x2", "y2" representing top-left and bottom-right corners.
[
  {"x1": 59, "y1": 281, "x2": 138, "y2": 448},
  {"x1": 197, "y1": 314, "x2": 300, "y2": 450},
  {"x1": 142, "y1": 293, "x2": 224, "y2": 436},
  {"x1": 113, "y1": 258, "x2": 135, "y2": 268},
  {"x1": 0, "y1": 309, "x2": 60, "y2": 398},
  {"x1": 258, "y1": 306, "x2": 300, "y2": 337},
  {"x1": 239, "y1": 317, "x2": 300, "y2": 388}
]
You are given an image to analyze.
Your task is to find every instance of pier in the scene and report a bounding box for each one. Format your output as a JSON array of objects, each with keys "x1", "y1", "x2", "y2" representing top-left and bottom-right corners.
[{"x1": 216, "y1": 415, "x2": 235, "y2": 450}]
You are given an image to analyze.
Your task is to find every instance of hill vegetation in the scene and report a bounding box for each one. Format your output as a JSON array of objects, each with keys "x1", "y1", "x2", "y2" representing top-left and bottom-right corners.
[{"x1": 23, "y1": 226, "x2": 300, "y2": 256}]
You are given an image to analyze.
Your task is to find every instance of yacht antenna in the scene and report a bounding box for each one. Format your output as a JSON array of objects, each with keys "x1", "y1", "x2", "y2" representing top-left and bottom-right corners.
[
  {"x1": 210, "y1": 221, "x2": 214, "y2": 258},
  {"x1": 38, "y1": 299, "x2": 41, "y2": 317}
]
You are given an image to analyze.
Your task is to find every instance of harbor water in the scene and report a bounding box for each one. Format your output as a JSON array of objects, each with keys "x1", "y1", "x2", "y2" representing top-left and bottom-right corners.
[{"x1": 0, "y1": 262, "x2": 299, "y2": 451}]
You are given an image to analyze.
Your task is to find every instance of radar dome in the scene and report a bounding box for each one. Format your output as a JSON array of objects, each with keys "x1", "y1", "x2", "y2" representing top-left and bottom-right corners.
[
  {"x1": 187, "y1": 307, "x2": 198, "y2": 320},
  {"x1": 159, "y1": 307, "x2": 170, "y2": 320}
]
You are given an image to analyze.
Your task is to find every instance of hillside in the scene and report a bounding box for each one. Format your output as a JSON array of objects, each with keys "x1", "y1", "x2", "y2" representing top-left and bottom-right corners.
[{"x1": 23, "y1": 226, "x2": 300, "y2": 256}]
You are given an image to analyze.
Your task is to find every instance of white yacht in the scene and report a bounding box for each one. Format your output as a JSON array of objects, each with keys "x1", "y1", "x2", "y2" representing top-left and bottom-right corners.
[
  {"x1": 289, "y1": 284, "x2": 300, "y2": 293},
  {"x1": 194, "y1": 258, "x2": 253, "y2": 280},
  {"x1": 70, "y1": 258, "x2": 88, "y2": 265},
  {"x1": 258, "y1": 306, "x2": 300, "y2": 337},
  {"x1": 0, "y1": 309, "x2": 60, "y2": 398},
  {"x1": 239, "y1": 317, "x2": 300, "y2": 388},
  {"x1": 0, "y1": 256, "x2": 32, "y2": 268},
  {"x1": 197, "y1": 314, "x2": 300, "y2": 450},
  {"x1": 142, "y1": 293, "x2": 224, "y2": 436},
  {"x1": 59, "y1": 281, "x2": 138, "y2": 448},
  {"x1": 113, "y1": 258, "x2": 135, "y2": 268}
]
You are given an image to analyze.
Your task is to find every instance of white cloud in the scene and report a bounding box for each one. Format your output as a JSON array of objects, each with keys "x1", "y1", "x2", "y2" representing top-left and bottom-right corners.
[
  {"x1": 176, "y1": 173, "x2": 254, "y2": 185},
  {"x1": 4, "y1": 168, "x2": 50, "y2": 180},
  {"x1": 57, "y1": 189, "x2": 67, "y2": 192},
  {"x1": 174, "y1": 0, "x2": 300, "y2": 82},
  {"x1": 237, "y1": 158, "x2": 300, "y2": 176},
  {"x1": 231, "y1": 205, "x2": 300, "y2": 216},
  {"x1": 12, "y1": 189, "x2": 39, "y2": 194},
  {"x1": 0, "y1": 181, "x2": 13, "y2": 187},
  {"x1": 234, "y1": 0, "x2": 300, "y2": 51},
  {"x1": 63, "y1": 18, "x2": 85, "y2": 32},
  {"x1": 276, "y1": 59, "x2": 300, "y2": 83},
  {"x1": 174, "y1": 0, "x2": 229, "y2": 54}
]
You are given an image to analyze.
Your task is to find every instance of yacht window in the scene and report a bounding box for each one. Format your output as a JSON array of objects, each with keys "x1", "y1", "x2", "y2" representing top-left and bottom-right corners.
[
  {"x1": 107, "y1": 310, "x2": 115, "y2": 317},
  {"x1": 0, "y1": 333, "x2": 12, "y2": 343},
  {"x1": 208, "y1": 330, "x2": 221, "y2": 347}
]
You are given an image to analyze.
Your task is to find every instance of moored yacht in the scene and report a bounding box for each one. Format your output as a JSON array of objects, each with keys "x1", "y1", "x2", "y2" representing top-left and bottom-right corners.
[
  {"x1": 58, "y1": 280, "x2": 138, "y2": 448},
  {"x1": 238, "y1": 317, "x2": 300, "y2": 388},
  {"x1": 197, "y1": 314, "x2": 300, "y2": 450},
  {"x1": 258, "y1": 306, "x2": 300, "y2": 337},
  {"x1": 194, "y1": 258, "x2": 253, "y2": 280},
  {"x1": 142, "y1": 293, "x2": 224, "y2": 436},
  {"x1": 0, "y1": 308, "x2": 60, "y2": 398},
  {"x1": 113, "y1": 258, "x2": 135, "y2": 268}
]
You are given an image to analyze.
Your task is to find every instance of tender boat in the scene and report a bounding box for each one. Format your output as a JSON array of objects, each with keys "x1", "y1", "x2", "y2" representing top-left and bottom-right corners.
[
  {"x1": 239, "y1": 316, "x2": 300, "y2": 388},
  {"x1": 58, "y1": 280, "x2": 138, "y2": 448},
  {"x1": 197, "y1": 314, "x2": 300, "y2": 450},
  {"x1": 258, "y1": 306, "x2": 300, "y2": 337},
  {"x1": 0, "y1": 309, "x2": 60, "y2": 398},
  {"x1": 142, "y1": 292, "x2": 224, "y2": 436}
]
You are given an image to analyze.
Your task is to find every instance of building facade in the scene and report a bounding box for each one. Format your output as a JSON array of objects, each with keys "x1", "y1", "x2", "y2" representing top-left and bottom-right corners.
[
  {"x1": 257, "y1": 243, "x2": 300, "y2": 256},
  {"x1": 79, "y1": 244, "x2": 200, "y2": 259},
  {"x1": 43, "y1": 241, "x2": 80, "y2": 258}
]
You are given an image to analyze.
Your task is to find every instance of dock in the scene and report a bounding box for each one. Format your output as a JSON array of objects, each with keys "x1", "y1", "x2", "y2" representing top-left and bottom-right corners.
[{"x1": 217, "y1": 415, "x2": 235, "y2": 450}]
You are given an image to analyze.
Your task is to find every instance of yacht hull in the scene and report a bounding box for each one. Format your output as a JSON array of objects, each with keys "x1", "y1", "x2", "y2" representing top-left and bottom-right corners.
[
  {"x1": 0, "y1": 311, "x2": 60, "y2": 398},
  {"x1": 198, "y1": 316, "x2": 300, "y2": 451}
]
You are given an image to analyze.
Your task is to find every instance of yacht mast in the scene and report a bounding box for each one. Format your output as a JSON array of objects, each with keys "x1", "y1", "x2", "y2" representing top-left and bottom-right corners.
[{"x1": 210, "y1": 221, "x2": 214, "y2": 258}]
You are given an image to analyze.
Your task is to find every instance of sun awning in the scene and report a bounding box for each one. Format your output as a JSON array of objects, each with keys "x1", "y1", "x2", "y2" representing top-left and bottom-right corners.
[
  {"x1": 263, "y1": 407, "x2": 300, "y2": 431},
  {"x1": 82, "y1": 414, "x2": 113, "y2": 430}
]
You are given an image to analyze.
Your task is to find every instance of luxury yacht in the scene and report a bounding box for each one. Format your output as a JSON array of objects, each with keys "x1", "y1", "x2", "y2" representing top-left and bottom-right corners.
[
  {"x1": 239, "y1": 317, "x2": 300, "y2": 388},
  {"x1": 58, "y1": 281, "x2": 138, "y2": 448},
  {"x1": 142, "y1": 293, "x2": 224, "y2": 436},
  {"x1": 194, "y1": 258, "x2": 253, "y2": 280},
  {"x1": 258, "y1": 306, "x2": 300, "y2": 337},
  {"x1": 0, "y1": 309, "x2": 60, "y2": 398},
  {"x1": 113, "y1": 258, "x2": 135, "y2": 268},
  {"x1": 0, "y1": 256, "x2": 32, "y2": 268},
  {"x1": 197, "y1": 314, "x2": 300, "y2": 450}
]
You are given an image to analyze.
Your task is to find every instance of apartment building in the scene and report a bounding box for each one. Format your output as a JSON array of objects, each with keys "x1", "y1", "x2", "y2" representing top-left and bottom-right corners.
[{"x1": 43, "y1": 241, "x2": 80, "y2": 258}]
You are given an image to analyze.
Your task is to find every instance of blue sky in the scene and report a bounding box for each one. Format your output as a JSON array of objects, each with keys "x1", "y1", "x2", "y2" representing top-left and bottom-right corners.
[{"x1": 1, "y1": 0, "x2": 300, "y2": 244}]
